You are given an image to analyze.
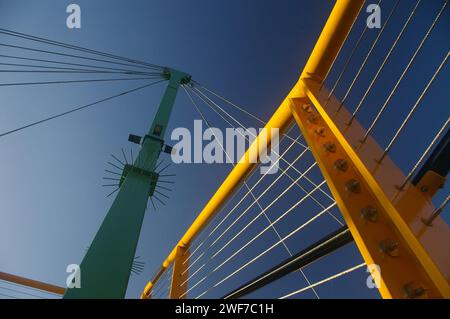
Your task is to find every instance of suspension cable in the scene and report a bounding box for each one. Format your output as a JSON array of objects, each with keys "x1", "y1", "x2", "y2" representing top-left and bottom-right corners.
[
  {"x1": 179, "y1": 86, "x2": 317, "y2": 260},
  {"x1": 0, "y1": 28, "x2": 163, "y2": 70},
  {"x1": 192, "y1": 81, "x2": 308, "y2": 150},
  {"x1": 0, "y1": 69, "x2": 156, "y2": 75},
  {"x1": 0, "y1": 61, "x2": 159, "y2": 75},
  {"x1": 324, "y1": 0, "x2": 382, "y2": 108},
  {"x1": 182, "y1": 158, "x2": 318, "y2": 285},
  {"x1": 0, "y1": 42, "x2": 158, "y2": 72},
  {"x1": 349, "y1": 0, "x2": 422, "y2": 123},
  {"x1": 0, "y1": 53, "x2": 160, "y2": 75},
  {"x1": 182, "y1": 174, "x2": 327, "y2": 292},
  {"x1": 150, "y1": 264, "x2": 173, "y2": 298},
  {"x1": 422, "y1": 194, "x2": 450, "y2": 226},
  {"x1": 0, "y1": 292, "x2": 19, "y2": 299},
  {"x1": 195, "y1": 203, "x2": 338, "y2": 298},
  {"x1": 222, "y1": 226, "x2": 352, "y2": 299},
  {"x1": 320, "y1": 0, "x2": 366, "y2": 87},
  {"x1": 0, "y1": 285, "x2": 45, "y2": 299},
  {"x1": 184, "y1": 132, "x2": 301, "y2": 264},
  {"x1": 279, "y1": 263, "x2": 366, "y2": 299},
  {"x1": 0, "y1": 76, "x2": 162, "y2": 87},
  {"x1": 178, "y1": 88, "x2": 346, "y2": 295},
  {"x1": 379, "y1": 53, "x2": 448, "y2": 162},
  {"x1": 0, "y1": 79, "x2": 165, "y2": 138},
  {"x1": 212, "y1": 180, "x2": 328, "y2": 267},
  {"x1": 0, "y1": 279, "x2": 62, "y2": 297},
  {"x1": 182, "y1": 86, "x2": 342, "y2": 272},
  {"x1": 182, "y1": 86, "x2": 320, "y2": 298},
  {"x1": 336, "y1": 0, "x2": 400, "y2": 112},
  {"x1": 190, "y1": 86, "x2": 340, "y2": 216},
  {"x1": 361, "y1": 0, "x2": 447, "y2": 143},
  {"x1": 400, "y1": 118, "x2": 449, "y2": 189}
]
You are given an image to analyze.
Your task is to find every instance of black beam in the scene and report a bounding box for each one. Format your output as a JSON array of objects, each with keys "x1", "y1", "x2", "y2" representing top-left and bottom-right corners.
[{"x1": 222, "y1": 225, "x2": 353, "y2": 299}]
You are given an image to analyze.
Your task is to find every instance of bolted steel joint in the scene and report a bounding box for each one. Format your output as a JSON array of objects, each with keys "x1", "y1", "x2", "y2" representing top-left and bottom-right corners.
[
  {"x1": 361, "y1": 206, "x2": 378, "y2": 222},
  {"x1": 345, "y1": 179, "x2": 361, "y2": 193},
  {"x1": 379, "y1": 239, "x2": 399, "y2": 257},
  {"x1": 404, "y1": 282, "x2": 427, "y2": 299},
  {"x1": 334, "y1": 159, "x2": 348, "y2": 172},
  {"x1": 315, "y1": 127, "x2": 326, "y2": 137},
  {"x1": 323, "y1": 142, "x2": 336, "y2": 153},
  {"x1": 302, "y1": 103, "x2": 313, "y2": 113},
  {"x1": 420, "y1": 185, "x2": 429, "y2": 193},
  {"x1": 307, "y1": 114, "x2": 319, "y2": 124}
]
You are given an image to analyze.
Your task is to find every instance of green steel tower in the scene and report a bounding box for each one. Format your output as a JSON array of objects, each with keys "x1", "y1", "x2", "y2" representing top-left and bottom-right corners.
[{"x1": 64, "y1": 69, "x2": 191, "y2": 298}]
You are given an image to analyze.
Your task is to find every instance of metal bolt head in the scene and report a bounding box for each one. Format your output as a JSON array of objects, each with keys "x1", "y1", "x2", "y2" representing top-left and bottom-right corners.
[
  {"x1": 420, "y1": 185, "x2": 429, "y2": 193},
  {"x1": 345, "y1": 179, "x2": 360, "y2": 193},
  {"x1": 334, "y1": 159, "x2": 348, "y2": 172},
  {"x1": 315, "y1": 127, "x2": 326, "y2": 137},
  {"x1": 379, "y1": 239, "x2": 399, "y2": 257},
  {"x1": 302, "y1": 103, "x2": 313, "y2": 113},
  {"x1": 361, "y1": 206, "x2": 378, "y2": 222},
  {"x1": 323, "y1": 142, "x2": 336, "y2": 153},
  {"x1": 404, "y1": 282, "x2": 427, "y2": 299},
  {"x1": 307, "y1": 114, "x2": 319, "y2": 123}
]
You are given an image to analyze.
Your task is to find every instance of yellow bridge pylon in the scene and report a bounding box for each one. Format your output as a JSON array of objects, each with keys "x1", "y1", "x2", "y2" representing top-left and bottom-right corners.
[{"x1": 142, "y1": 0, "x2": 450, "y2": 299}]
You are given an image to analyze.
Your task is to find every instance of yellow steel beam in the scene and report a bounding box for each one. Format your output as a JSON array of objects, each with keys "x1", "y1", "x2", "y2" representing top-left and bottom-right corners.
[
  {"x1": 0, "y1": 271, "x2": 65, "y2": 296},
  {"x1": 294, "y1": 79, "x2": 450, "y2": 298},
  {"x1": 141, "y1": 0, "x2": 365, "y2": 299},
  {"x1": 140, "y1": 267, "x2": 165, "y2": 299},
  {"x1": 416, "y1": 171, "x2": 447, "y2": 199}
]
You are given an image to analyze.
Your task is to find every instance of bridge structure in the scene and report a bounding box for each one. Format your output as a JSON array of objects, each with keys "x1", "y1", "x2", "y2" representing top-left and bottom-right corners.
[{"x1": 0, "y1": 0, "x2": 449, "y2": 299}]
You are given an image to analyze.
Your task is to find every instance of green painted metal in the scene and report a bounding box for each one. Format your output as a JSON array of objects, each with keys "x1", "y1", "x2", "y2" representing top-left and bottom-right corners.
[
  {"x1": 119, "y1": 164, "x2": 159, "y2": 197},
  {"x1": 64, "y1": 69, "x2": 191, "y2": 299}
]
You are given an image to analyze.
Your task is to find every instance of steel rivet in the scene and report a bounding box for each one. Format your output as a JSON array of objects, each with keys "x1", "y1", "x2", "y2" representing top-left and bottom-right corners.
[
  {"x1": 345, "y1": 179, "x2": 360, "y2": 193},
  {"x1": 324, "y1": 142, "x2": 336, "y2": 153},
  {"x1": 379, "y1": 239, "x2": 399, "y2": 257},
  {"x1": 302, "y1": 103, "x2": 313, "y2": 113},
  {"x1": 420, "y1": 186, "x2": 428, "y2": 193},
  {"x1": 307, "y1": 114, "x2": 318, "y2": 123},
  {"x1": 404, "y1": 282, "x2": 427, "y2": 299},
  {"x1": 361, "y1": 206, "x2": 378, "y2": 222},
  {"x1": 334, "y1": 159, "x2": 348, "y2": 171},
  {"x1": 315, "y1": 127, "x2": 326, "y2": 137}
]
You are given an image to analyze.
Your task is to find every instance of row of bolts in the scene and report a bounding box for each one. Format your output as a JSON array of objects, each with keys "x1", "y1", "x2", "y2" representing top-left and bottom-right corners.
[{"x1": 301, "y1": 103, "x2": 427, "y2": 298}]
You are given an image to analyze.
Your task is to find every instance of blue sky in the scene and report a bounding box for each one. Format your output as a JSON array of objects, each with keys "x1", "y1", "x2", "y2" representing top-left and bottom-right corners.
[{"x1": 0, "y1": 0, "x2": 448, "y2": 299}]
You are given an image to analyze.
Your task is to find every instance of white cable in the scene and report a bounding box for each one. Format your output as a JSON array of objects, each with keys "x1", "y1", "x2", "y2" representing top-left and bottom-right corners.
[
  {"x1": 194, "y1": 82, "x2": 308, "y2": 150},
  {"x1": 182, "y1": 177, "x2": 326, "y2": 290},
  {"x1": 182, "y1": 86, "x2": 319, "y2": 296},
  {"x1": 380, "y1": 53, "x2": 449, "y2": 160},
  {"x1": 182, "y1": 85, "x2": 303, "y2": 262},
  {"x1": 190, "y1": 87, "x2": 339, "y2": 215},
  {"x1": 279, "y1": 263, "x2": 366, "y2": 299},
  {"x1": 351, "y1": 0, "x2": 422, "y2": 121},
  {"x1": 337, "y1": 0, "x2": 400, "y2": 111},
  {"x1": 400, "y1": 118, "x2": 449, "y2": 189},
  {"x1": 181, "y1": 87, "x2": 342, "y2": 283},
  {"x1": 212, "y1": 203, "x2": 338, "y2": 288},
  {"x1": 362, "y1": 1, "x2": 447, "y2": 142}
]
